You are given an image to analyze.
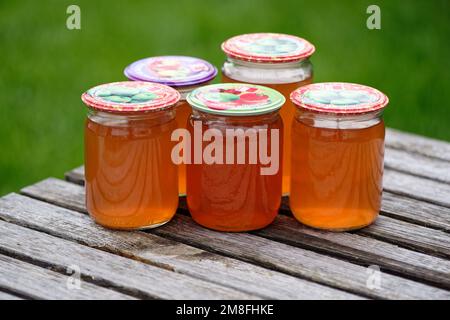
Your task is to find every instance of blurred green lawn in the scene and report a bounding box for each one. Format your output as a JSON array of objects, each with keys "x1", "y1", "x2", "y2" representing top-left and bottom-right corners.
[{"x1": 0, "y1": 0, "x2": 449, "y2": 195}]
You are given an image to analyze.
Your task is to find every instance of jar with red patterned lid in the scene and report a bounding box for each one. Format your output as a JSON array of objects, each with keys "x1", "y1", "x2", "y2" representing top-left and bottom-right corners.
[{"x1": 221, "y1": 33, "x2": 315, "y2": 194}]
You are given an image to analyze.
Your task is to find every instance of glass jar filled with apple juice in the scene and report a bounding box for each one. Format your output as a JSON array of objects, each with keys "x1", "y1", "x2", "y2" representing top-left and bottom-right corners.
[
  {"x1": 290, "y1": 82, "x2": 389, "y2": 231},
  {"x1": 82, "y1": 81, "x2": 181, "y2": 230},
  {"x1": 221, "y1": 33, "x2": 315, "y2": 194},
  {"x1": 125, "y1": 56, "x2": 217, "y2": 196},
  {"x1": 185, "y1": 83, "x2": 285, "y2": 232}
]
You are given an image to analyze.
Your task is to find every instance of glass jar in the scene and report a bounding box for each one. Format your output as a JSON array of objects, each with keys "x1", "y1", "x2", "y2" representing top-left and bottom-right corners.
[
  {"x1": 290, "y1": 82, "x2": 389, "y2": 231},
  {"x1": 185, "y1": 83, "x2": 285, "y2": 232},
  {"x1": 81, "y1": 81, "x2": 181, "y2": 230},
  {"x1": 221, "y1": 33, "x2": 315, "y2": 195},
  {"x1": 124, "y1": 56, "x2": 217, "y2": 195}
]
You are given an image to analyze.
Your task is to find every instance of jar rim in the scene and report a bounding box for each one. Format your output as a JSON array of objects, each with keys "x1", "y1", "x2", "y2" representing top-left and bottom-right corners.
[
  {"x1": 221, "y1": 33, "x2": 315, "y2": 64},
  {"x1": 124, "y1": 56, "x2": 218, "y2": 87},
  {"x1": 290, "y1": 82, "x2": 389, "y2": 115},
  {"x1": 81, "y1": 81, "x2": 181, "y2": 114}
]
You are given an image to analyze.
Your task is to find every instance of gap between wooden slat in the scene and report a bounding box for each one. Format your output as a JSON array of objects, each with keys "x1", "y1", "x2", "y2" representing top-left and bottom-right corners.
[
  {"x1": 0, "y1": 243, "x2": 153, "y2": 300},
  {"x1": 0, "y1": 216, "x2": 257, "y2": 300},
  {"x1": 17, "y1": 179, "x2": 450, "y2": 299},
  {"x1": 149, "y1": 214, "x2": 450, "y2": 300},
  {"x1": 0, "y1": 288, "x2": 27, "y2": 300},
  {"x1": 0, "y1": 253, "x2": 135, "y2": 300},
  {"x1": 61, "y1": 170, "x2": 450, "y2": 262},
  {"x1": 23, "y1": 178, "x2": 450, "y2": 268},
  {"x1": 25, "y1": 177, "x2": 450, "y2": 260},
  {"x1": 0, "y1": 193, "x2": 359, "y2": 300}
]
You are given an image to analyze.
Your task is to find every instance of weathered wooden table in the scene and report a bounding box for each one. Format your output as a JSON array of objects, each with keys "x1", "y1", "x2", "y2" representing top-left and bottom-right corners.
[{"x1": 0, "y1": 128, "x2": 449, "y2": 300}]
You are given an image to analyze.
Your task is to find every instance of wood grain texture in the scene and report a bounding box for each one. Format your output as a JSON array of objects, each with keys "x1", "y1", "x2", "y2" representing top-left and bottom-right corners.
[
  {"x1": 64, "y1": 166, "x2": 84, "y2": 186},
  {"x1": 255, "y1": 215, "x2": 450, "y2": 288},
  {"x1": 0, "y1": 254, "x2": 134, "y2": 300},
  {"x1": 0, "y1": 193, "x2": 359, "y2": 300},
  {"x1": 380, "y1": 192, "x2": 450, "y2": 232},
  {"x1": 151, "y1": 214, "x2": 450, "y2": 300},
  {"x1": 385, "y1": 147, "x2": 450, "y2": 184},
  {"x1": 0, "y1": 219, "x2": 256, "y2": 300},
  {"x1": 23, "y1": 178, "x2": 450, "y2": 261},
  {"x1": 383, "y1": 169, "x2": 450, "y2": 208},
  {"x1": 0, "y1": 291, "x2": 22, "y2": 300},
  {"x1": 358, "y1": 216, "x2": 450, "y2": 259},
  {"x1": 386, "y1": 128, "x2": 450, "y2": 162},
  {"x1": 16, "y1": 180, "x2": 450, "y2": 299}
]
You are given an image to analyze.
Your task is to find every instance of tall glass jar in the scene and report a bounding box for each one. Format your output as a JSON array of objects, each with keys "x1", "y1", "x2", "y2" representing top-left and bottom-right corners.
[
  {"x1": 82, "y1": 81, "x2": 181, "y2": 230},
  {"x1": 185, "y1": 83, "x2": 285, "y2": 232},
  {"x1": 290, "y1": 82, "x2": 389, "y2": 231},
  {"x1": 221, "y1": 33, "x2": 315, "y2": 194},
  {"x1": 125, "y1": 56, "x2": 217, "y2": 195}
]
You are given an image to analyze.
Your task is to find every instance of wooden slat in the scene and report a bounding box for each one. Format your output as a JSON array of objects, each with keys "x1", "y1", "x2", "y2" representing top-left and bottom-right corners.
[
  {"x1": 386, "y1": 128, "x2": 450, "y2": 162},
  {"x1": 152, "y1": 214, "x2": 450, "y2": 300},
  {"x1": 255, "y1": 215, "x2": 450, "y2": 288},
  {"x1": 0, "y1": 291, "x2": 22, "y2": 300},
  {"x1": 359, "y1": 216, "x2": 450, "y2": 259},
  {"x1": 25, "y1": 178, "x2": 450, "y2": 260},
  {"x1": 0, "y1": 254, "x2": 134, "y2": 300},
  {"x1": 0, "y1": 219, "x2": 256, "y2": 300},
  {"x1": 385, "y1": 147, "x2": 450, "y2": 184},
  {"x1": 380, "y1": 192, "x2": 450, "y2": 232},
  {"x1": 383, "y1": 169, "x2": 450, "y2": 208},
  {"x1": 17, "y1": 180, "x2": 450, "y2": 299},
  {"x1": 64, "y1": 166, "x2": 84, "y2": 185},
  {"x1": 0, "y1": 193, "x2": 358, "y2": 300}
]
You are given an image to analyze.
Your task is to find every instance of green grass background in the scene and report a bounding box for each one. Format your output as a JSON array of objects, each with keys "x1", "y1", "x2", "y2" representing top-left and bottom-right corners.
[{"x1": 0, "y1": 0, "x2": 449, "y2": 195}]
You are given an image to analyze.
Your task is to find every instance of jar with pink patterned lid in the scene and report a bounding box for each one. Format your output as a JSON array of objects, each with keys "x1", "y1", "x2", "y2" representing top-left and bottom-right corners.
[
  {"x1": 290, "y1": 82, "x2": 389, "y2": 231},
  {"x1": 221, "y1": 33, "x2": 315, "y2": 195}
]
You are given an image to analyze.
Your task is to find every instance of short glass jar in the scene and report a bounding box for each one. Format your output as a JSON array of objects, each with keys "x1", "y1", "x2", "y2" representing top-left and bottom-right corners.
[
  {"x1": 81, "y1": 81, "x2": 180, "y2": 230},
  {"x1": 290, "y1": 82, "x2": 389, "y2": 231},
  {"x1": 186, "y1": 83, "x2": 285, "y2": 232},
  {"x1": 125, "y1": 56, "x2": 217, "y2": 195},
  {"x1": 221, "y1": 33, "x2": 315, "y2": 194}
]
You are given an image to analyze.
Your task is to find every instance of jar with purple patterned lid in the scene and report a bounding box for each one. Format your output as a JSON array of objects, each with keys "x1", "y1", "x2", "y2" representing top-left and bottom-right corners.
[{"x1": 125, "y1": 56, "x2": 217, "y2": 195}]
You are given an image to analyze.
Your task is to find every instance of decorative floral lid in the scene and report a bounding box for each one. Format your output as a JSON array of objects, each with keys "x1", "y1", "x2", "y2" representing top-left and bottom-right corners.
[
  {"x1": 124, "y1": 56, "x2": 217, "y2": 87},
  {"x1": 187, "y1": 83, "x2": 285, "y2": 116},
  {"x1": 221, "y1": 33, "x2": 315, "y2": 63},
  {"x1": 290, "y1": 82, "x2": 389, "y2": 114},
  {"x1": 81, "y1": 81, "x2": 180, "y2": 114}
]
